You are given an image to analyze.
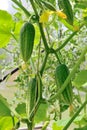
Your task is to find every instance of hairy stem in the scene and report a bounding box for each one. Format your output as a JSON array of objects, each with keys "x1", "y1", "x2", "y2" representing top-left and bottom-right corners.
[
  {"x1": 56, "y1": 24, "x2": 84, "y2": 52},
  {"x1": 63, "y1": 100, "x2": 87, "y2": 130},
  {"x1": 40, "y1": 52, "x2": 49, "y2": 76}
]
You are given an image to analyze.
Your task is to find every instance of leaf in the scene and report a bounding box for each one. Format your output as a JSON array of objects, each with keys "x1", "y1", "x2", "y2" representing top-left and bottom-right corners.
[
  {"x1": 52, "y1": 118, "x2": 70, "y2": 130},
  {"x1": 58, "y1": 18, "x2": 74, "y2": 31},
  {"x1": 0, "y1": 95, "x2": 11, "y2": 117},
  {"x1": 74, "y1": 115, "x2": 84, "y2": 124},
  {"x1": 74, "y1": 114, "x2": 87, "y2": 126},
  {"x1": 72, "y1": 70, "x2": 87, "y2": 88},
  {"x1": 0, "y1": 10, "x2": 14, "y2": 48},
  {"x1": 34, "y1": 103, "x2": 48, "y2": 123},
  {"x1": 13, "y1": 21, "x2": 23, "y2": 39},
  {"x1": 34, "y1": 24, "x2": 40, "y2": 45},
  {"x1": 74, "y1": 125, "x2": 87, "y2": 130},
  {"x1": 0, "y1": 117, "x2": 13, "y2": 130},
  {"x1": 75, "y1": 1, "x2": 87, "y2": 9},
  {"x1": 52, "y1": 122, "x2": 63, "y2": 130},
  {"x1": 41, "y1": 1, "x2": 56, "y2": 11},
  {"x1": 15, "y1": 103, "x2": 26, "y2": 115}
]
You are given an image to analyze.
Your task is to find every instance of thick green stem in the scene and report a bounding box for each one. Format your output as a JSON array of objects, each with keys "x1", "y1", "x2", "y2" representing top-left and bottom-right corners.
[
  {"x1": 40, "y1": 52, "x2": 49, "y2": 76},
  {"x1": 63, "y1": 100, "x2": 87, "y2": 130},
  {"x1": 11, "y1": 116, "x2": 15, "y2": 127},
  {"x1": 11, "y1": 0, "x2": 30, "y2": 17},
  {"x1": 29, "y1": 0, "x2": 49, "y2": 52},
  {"x1": 27, "y1": 122, "x2": 32, "y2": 130},
  {"x1": 48, "y1": 45, "x2": 87, "y2": 102},
  {"x1": 38, "y1": 23, "x2": 49, "y2": 51},
  {"x1": 24, "y1": 119, "x2": 32, "y2": 130}
]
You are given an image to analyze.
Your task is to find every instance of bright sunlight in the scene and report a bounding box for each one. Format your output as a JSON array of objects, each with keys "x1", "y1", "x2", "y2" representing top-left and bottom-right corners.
[{"x1": 0, "y1": 0, "x2": 8, "y2": 10}]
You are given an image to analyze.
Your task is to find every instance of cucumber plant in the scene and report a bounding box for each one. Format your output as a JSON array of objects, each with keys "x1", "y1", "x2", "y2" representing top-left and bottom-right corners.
[{"x1": 0, "y1": 0, "x2": 87, "y2": 130}]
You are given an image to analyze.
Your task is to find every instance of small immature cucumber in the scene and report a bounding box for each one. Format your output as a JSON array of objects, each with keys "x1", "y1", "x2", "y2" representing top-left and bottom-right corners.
[
  {"x1": 58, "y1": 0, "x2": 73, "y2": 25},
  {"x1": 55, "y1": 64, "x2": 73, "y2": 105},
  {"x1": 20, "y1": 22, "x2": 35, "y2": 62}
]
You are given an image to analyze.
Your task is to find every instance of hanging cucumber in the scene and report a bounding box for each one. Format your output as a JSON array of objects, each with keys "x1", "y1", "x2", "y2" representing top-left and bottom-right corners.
[
  {"x1": 55, "y1": 64, "x2": 73, "y2": 105},
  {"x1": 26, "y1": 78, "x2": 37, "y2": 119},
  {"x1": 58, "y1": 0, "x2": 73, "y2": 25},
  {"x1": 20, "y1": 22, "x2": 35, "y2": 62}
]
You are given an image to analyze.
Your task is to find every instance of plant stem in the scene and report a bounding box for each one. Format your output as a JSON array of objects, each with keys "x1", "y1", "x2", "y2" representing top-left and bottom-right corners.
[
  {"x1": 56, "y1": 24, "x2": 84, "y2": 52},
  {"x1": 53, "y1": 50, "x2": 61, "y2": 64},
  {"x1": 29, "y1": 0, "x2": 49, "y2": 52},
  {"x1": 3, "y1": 48, "x2": 13, "y2": 54},
  {"x1": 11, "y1": 32, "x2": 18, "y2": 42},
  {"x1": 26, "y1": 120, "x2": 32, "y2": 130},
  {"x1": 39, "y1": 23, "x2": 49, "y2": 51},
  {"x1": 40, "y1": 52, "x2": 49, "y2": 76},
  {"x1": 63, "y1": 100, "x2": 87, "y2": 130},
  {"x1": 11, "y1": 0, "x2": 30, "y2": 17},
  {"x1": 48, "y1": 45, "x2": 87, "y2": 102},
  {"x1": 42, "y1": 121, "x2": 49, "y2": 130},
  {"x1": 56, "y1": 31, "x2": 77, "y2": 51},
  {"x1": 11, "y1": 116, "x2": 15, "y2": 127}
]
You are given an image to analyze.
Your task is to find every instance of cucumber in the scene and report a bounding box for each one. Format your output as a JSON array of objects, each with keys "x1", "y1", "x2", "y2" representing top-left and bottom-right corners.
[
  {"x1": 26, "y1": 78, "x2": 37, "y2": 118},
  {"x1": 55, "y1": 64, "x2": 73, "y2": 105},
  {"x1": 20, "y1": 22, "x2": 35, "y2": 62}
]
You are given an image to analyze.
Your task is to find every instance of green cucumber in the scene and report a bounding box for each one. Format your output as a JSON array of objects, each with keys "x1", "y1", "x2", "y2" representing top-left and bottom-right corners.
[
  {"x1": 20, "y1": 22, "x2": 35, "y2": 62},
  {"x1": 55, "y1": 64, "x2": 73, "y2": 105},
  {"x1": 26, "y1": 78, "x2": 37, "y2": 118}
]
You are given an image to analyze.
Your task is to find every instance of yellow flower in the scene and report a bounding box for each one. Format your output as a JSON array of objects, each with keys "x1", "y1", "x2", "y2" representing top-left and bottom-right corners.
[
  {"x1": 39, "y1": 10, "x2": 67, "y2": 23},
  {"x1": 39, "y1": 10, "x2": 54, "y2": 23},
  {"x1": 56, "y1": 11, "x2": 67, "y2": 19}
]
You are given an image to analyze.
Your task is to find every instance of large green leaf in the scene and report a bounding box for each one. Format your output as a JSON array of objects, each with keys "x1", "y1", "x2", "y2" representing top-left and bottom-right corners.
[
  {"x1": 0, "y1": 117, "x2": 13, "y2": 130},
  {"x1": 34, "y1": 103, "x2": 48, "y2": 123},
  {"x1": 74, "y1": 125, "x2": 87, "y2": 130},
  {"x1": 72, "y1": 70, "x2": 87, "y2": 89},
  {"x1": 15, "y1": 103, "x2": 26, "y2": 115},
  {"x1": 13, "y1": 21, "x2": 23, "y2": 40},
  {"x1": 52, "y1": 118, "x2": 70, "y2": 130},
  {"x1": 0, "y1": 10, "x2": 14, "y2": 48},
  {"x1": 34, "y1": 24, "x2": 40, "y2": 45},
  {"x1": 0, "y1": 95, "x2": 11, "y2": 117},
  {"x1": 74, "y1": 114, "x2": 87, "y2": 126}
]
